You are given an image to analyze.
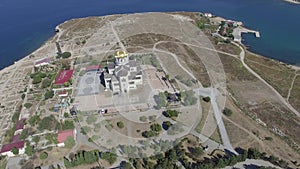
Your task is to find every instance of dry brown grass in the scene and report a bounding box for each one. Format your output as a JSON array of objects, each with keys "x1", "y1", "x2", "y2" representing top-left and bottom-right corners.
[
  {"x1": 124, "y1": 33, "x2": 211, "y2": 87},
  {"x1": 195, "y1": 98, "x2": 211, "y2": 133},
  {"x1": 245, "y1": 52, "x2": 295, "y2": 98},
  {"x1": 156, "y1": 42, "x2": 211, "y2": 87},
  {"x1": 219, "y1": 53, "x2": 256, "y2": 81},
  {"x1": 289, "y1": 75, "x2": 300, "y2": 111}
]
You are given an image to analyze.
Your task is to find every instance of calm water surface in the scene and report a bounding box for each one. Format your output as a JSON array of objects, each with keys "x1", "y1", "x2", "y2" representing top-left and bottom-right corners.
[{"x1": 0, "y1": 0, "x2": 299, "y2": 69}]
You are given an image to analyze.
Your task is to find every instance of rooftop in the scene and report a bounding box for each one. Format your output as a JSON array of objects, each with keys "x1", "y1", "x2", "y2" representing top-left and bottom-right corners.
[
  {"x1": 115, "y1": 50, "x2": 128, "y2": 58},
  {"x1": 0, "y1": 141, "x2": 25, "y2": 153},
  {"x1": 57, "y1": 129, "x2": 74, "y2": 143},
  {"x1": 54, "y1": 70, "x2": 74, "y2": 85},
  {"x1": 15, "y1": 119, "x2": 25, "y2": 130},
  {"x1": 35, "y1": 57, "x2": 51, "y2": 66},
  {"x1": 86, "y1": 65, "x2": 101, "y2": 71}
]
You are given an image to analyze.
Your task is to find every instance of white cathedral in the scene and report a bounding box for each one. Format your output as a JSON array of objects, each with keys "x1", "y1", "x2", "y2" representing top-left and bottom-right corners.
[{"x1": 104, "y1": 51, "x2": 143, "y2": 94}]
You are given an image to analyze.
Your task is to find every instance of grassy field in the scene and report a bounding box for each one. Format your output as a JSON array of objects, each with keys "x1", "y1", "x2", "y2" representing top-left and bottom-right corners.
[
  {"x1": 210, "y1": 126, "x2": 223, "y2": 144},
  {"x1": 289, "y1": 75, "x2": 300, "y2": 112},
  {"x1": 195, "y1": 97, "x2": 211, "y2": 133},
  {"x1": 219, "y1": 53, "x2": 256, "y2": 81}
]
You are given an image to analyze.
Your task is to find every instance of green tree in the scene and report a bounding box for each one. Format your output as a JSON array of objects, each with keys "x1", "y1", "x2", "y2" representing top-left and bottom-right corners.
[
  {"x1": 150, "y1": 123, "x2": 162, "y2": 132},
  {"x1": 29, "y1": 114, "x2": 40, "y2": 126},
  {"x1": 62, "y1": 120, "x2": 75, "y2": 130},
  {"x1": 24, "y1": 103, "x2": 33, "y2": 109},
  {"x1": 64, "y1": 112, "x2": 70, "y2": 118},
  {"x1": 64, "y1": 136, "x2": 75, "y2": 148},
  {"x1": 154, "y1": 92, "x2": 167, "y2": 109},
  {"x1": 190, "y1": 147, "x2": 204, "y2": 158},
  {"x1": 41, "y1": 78, "x2": 52, "y2": 88},
  {"x1": 117, "y1": 121, "x2": 125, "y2": 128},
  {"x1": 40, "y1": 152, "x2": 48, "y2": 160},
  {"x1": 32, "y1": 136, "x2": 40, "y2": 144},
  {"x1": 148, "y1": 115, "x2": 157, "y2": 122},
  {"x1": 61, "y1": 52, "x2": 72, "y2": 58},
  {"x1": 64, "y1": 82, "x2": 70, "y2": 87},
  {"x1": 139, "y1": 116, "x2": 147, "y2": 122},
  {"x1": 11, "y1": 147, "x2": 19, "y2": 155},
  {"x1": 84, "y1": 151, "x2": 98, "y2": 164},
  {"x1": 181, "y1": 90, "x2": 197, "y2": 106},
  {"x1": 64, "y1": 157, "x2": 72, "y2": 168},
  {"x1": 20, "y1": 129, "x2": 29, "y2": 139},
  {"x1": 25, "y1": 144, "x2": 35, "y2": 156},
  {"x1": 21, "y1": 93, "x2": 26, "y2": 100},
  {"x1": 162, "y1": 121, "x2": 172, "y2": 130},
  {"x1": 202, "y1": 96, "x2": 211, "y2": 102},
  {"x1": 44, "y1": 90, "x2": 54, "y2": 100},
  {"x1": 38, "y1": 115, "x2": 58, "y2": 131},
  {"x1": 248, "y1": 148, "x2": 260, "y2": 159},
  {"x1": 100, "y1": 152, "x2": 117, "y2": 164},
  {"x1": 223, "y1": 108, "x2": 233, "y2": 116},
  {"x1": 120, "y1": 161, "x2": 133, "y2": 169},
  {"x1": 32, "y1": 76, "x2": 42, "y2": 84},
  {"x1": 163, "y1": 110, "x2": 179, "y2": 118}
]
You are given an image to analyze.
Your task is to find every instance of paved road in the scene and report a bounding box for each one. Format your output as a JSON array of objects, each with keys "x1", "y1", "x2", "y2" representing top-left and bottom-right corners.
[
  {"x1": 223, "y1": 159, "x2": 282, "y2": 169},
  {"x1": 193, "y1": 88, "x2": 238, "y2": 155}
]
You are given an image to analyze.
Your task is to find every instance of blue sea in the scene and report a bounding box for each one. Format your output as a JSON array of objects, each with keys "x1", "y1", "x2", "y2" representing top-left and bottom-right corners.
[{"x1": 0, "y1": 0, "x2": 300, "y2": 70}]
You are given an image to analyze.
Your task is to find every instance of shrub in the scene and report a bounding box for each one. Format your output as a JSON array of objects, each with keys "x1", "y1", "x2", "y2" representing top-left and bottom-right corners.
[
  {"x1": 148, "y1": 115, "x2": 157, "y2": 122},
  {"x1": 32, "y1": 76, "x2": 42, "y2": 84},
  {"x1": 21, "y1": 93, "x2": 26, "y2": 100},
  {"x1": 38, "y1": 115, "x2": 59, "y2": 131},
  {"x1": 62, "y1": 120, "x2": 75, "y2": 130},
  {"x1": 163, "y1": 110, "x2": 179, "y2": 118},
  {"x1": 139, "y1": 116, "x2": 147, "y2": 122},
  {"x1": 44, "y1": 90, "x2": 54, "y2": 100},
  {"x1": 61, "y1": 52, "x2": 72, "y2": 59},
  {"x1": 162, "y1": 121, "x2": 172, "y2": 130},
  {"x1": 223, "y1": 108, "x2": 233, "y2": 116},
  {"x1": 100, "y1": 152, "x2": 117, "y2": 164},
  {"x1": 42, "y1": 78, "x2": 52, "y2": 88},
  {"x1": 150, "y1": 123, "x2": 162, "y2": 132},
  {"x1": 64, "y1": 136, "x2": 75, "y2": 148},
  {"x1": 203, "y1": 96, "x2": 211, "y2": 102},
  {"x1": 154, "y1": 92, "x2": 167, "y2": 109},
  {"x1": 11, "y1": 147, "x2": 19, "y2": 155},
  {"x1": 117, "y1": 121, "x2": 125, "y2": 128},
  {"x1": 40, "y1": 152, "x2": 48, "y2": 160},
  {"x1": 24, "y1": 103, "x2": 33, "y2": 109}
]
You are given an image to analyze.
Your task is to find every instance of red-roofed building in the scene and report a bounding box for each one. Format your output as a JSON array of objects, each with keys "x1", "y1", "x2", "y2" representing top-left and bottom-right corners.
[
  {"x1": 12, "y1": 134, "x2": 20, "y2": 143},
  {"x1": 54, "y1": 70, "x2": 74, "y2": 85},
  {"x1": 0, "y1": 141, "x2": 25, "y2": 157},
  {"x1": 57, "y1": 129, "x2": 76, "y2": 147},
  {"x1": 86, "y1": 65, "x2": 101, "y2": 72},
  {"x1": 15, "y1": 119, "x2": 25, "y2": 133}
]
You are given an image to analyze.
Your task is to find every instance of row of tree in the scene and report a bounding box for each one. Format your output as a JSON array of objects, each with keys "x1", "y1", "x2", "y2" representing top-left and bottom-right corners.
[{"x1": 64, "y1": 150, "x2": 117, "y2": 168}]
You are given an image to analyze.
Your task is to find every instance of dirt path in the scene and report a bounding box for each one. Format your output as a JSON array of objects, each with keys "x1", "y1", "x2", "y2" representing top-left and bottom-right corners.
[
  {"x1": 231, "y1": 40, "x2": 300, "y2": 117},
  {"x1": 287, "y1": 73, "x2": 299, "y2": 102}
]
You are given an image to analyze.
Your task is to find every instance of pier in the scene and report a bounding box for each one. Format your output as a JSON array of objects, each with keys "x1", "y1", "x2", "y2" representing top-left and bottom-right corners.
[{"x1": 233, "y1": 27, "x2": 260, "y2": 43}]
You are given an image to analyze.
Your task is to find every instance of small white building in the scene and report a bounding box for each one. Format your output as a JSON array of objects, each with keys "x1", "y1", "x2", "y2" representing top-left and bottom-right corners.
[
  {"x1": 204, "y1": 13, "x2": 212, "y2": 18},
  {"x1": 104, "y1": 51, "x2": 143, "y2": 94},
  {"x1": 34, "y1": 57, "x2": 51, "y2": 67}
]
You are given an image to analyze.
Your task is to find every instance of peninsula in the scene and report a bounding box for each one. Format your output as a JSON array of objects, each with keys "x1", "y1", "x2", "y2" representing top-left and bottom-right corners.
[{"x1": 0, "y1": 12, "x2": 299, "y2": 169}]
